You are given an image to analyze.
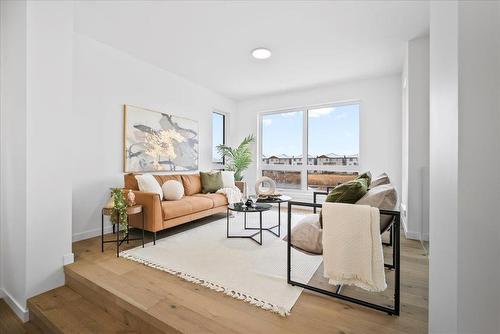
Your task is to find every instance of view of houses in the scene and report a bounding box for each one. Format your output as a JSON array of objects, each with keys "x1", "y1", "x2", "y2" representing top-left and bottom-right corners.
[
  {"x1": 261, "y1": 153, "x2": 359, "y2": 190},
  {"x1": 262, "y1": 153, "x2": 359, "y2": 166}
]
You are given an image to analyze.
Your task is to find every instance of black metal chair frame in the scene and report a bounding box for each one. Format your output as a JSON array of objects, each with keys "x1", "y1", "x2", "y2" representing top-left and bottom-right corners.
[
  {"x1": 287, "y1": 193, "x2": 401, "y2": 315},
  {"x1": 313, "y1": 190, "x2": 394, "y2": 246}
]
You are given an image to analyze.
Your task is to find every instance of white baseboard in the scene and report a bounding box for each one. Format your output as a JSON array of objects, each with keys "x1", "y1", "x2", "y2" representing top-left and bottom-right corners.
[
  {"x1": 401, "y1": 218, "x2": 422, "y2": 240},
  {"x1": 0, "y1": 288, "x2": 29, "y2": 322},
  {"x1": 72, "y1": 225, "x2": 113, "y2": 242},
  {"x1": 63, "y1": 253, "x2": 75, "y2": 266}
]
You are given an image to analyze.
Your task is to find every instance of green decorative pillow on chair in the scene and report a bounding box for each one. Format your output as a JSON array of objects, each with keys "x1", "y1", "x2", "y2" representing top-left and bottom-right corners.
[
  {"x1": 355, "y1": 171, "x2": 372, "y2": 187},
  {"x1": 200, "y1": 171, "x2": 223, "y2": 193},
  {"x1": 325, "y1": 178, "x2": 369, "y2": 203},
  {"x1": 320, "y1": 178, "x2": 369, "y2": 227}
]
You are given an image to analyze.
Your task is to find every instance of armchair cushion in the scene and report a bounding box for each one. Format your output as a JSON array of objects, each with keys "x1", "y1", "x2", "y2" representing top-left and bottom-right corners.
[
  {"x1": 370, "y1": 173, "x2": 390, "y2": 188},
  {"x1": 356, "y1": 184, "x2": 397, "y2": 232},
  {"x1": 287, "y1": 214, "x2": 323, "y2": 255}
]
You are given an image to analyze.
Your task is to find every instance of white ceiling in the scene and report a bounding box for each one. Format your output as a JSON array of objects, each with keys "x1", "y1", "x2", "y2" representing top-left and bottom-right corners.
[{"x1": 74, "y1": 1, "x2": 429, "y2": 101}]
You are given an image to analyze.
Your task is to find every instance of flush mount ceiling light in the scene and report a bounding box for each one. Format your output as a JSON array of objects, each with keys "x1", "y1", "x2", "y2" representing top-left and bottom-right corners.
[{"x1": 251, "y1": 48, "x2": 272, "y2": 60}]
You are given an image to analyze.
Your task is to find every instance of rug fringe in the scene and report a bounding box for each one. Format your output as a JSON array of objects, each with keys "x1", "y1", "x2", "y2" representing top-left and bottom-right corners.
[{"x1": 120, "y1": 250, "x2": 290, "y2": 317}]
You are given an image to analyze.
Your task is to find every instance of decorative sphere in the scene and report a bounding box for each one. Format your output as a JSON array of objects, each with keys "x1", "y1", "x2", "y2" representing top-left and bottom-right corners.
[
  {"x1": 255, "y1": 176, "x2": 276, "y2": 196},
  {"x1": 162, "y1": 180, "x2": 184, "y2": 200}
]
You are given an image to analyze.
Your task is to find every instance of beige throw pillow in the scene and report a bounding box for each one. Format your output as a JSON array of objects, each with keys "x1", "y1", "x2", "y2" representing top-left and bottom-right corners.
[
  {"x1": 356, "y1": 184, "x2": 397, "y2": 231},
  {"x1": 287, "y1": 214, "x2": 323, "y2": 255},
  {"x1": 370, "y1": 173, "x2": 390, "y2": 188}
]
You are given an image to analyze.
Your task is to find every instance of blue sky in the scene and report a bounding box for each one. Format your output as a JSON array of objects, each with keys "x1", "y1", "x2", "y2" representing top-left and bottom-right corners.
[
  {"x1": 262, "y1": 104, "x2": 359, "y2": 157},
  {"x1": 212, "y1": 112, "x2": 224, "y2": 161}
]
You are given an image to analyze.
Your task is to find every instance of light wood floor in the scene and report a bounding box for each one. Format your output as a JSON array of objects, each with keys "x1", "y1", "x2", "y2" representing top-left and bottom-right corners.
[
  {"x1": 67, "y1": 210, "x2": 428, "y2": 334},
  {"x1": 0, "y1": 299, "x2": 41, "y2": 334}
]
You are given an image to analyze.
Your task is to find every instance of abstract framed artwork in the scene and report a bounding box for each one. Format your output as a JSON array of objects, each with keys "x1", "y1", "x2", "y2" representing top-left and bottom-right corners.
[{"x1": 123, "y1": 105, "x2": 199, "y2": 172}]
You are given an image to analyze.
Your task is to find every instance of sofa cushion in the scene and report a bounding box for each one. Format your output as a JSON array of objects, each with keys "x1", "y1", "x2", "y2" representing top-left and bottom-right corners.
[
  {"x1": 181, "y1": 174, "x2": 202, "y2": 195},
  {"x1": 161, "y1": 196, "x2": 213, "y2": 220},
  {"x1": 193, "y1": 193, "x2": 228, "y2": 207},
  {"x1": 200, "y1": 171, "x2": 223, "y2": 193},
  {"x1": 154, "y1": 174, "x2": 182, "y2": 186},
  {"x1": 356, "y1": 184, "x2": 397, "y2": 232},
  {"x1": 124, "y1": 173, "x2": 140, "y2": 190}
]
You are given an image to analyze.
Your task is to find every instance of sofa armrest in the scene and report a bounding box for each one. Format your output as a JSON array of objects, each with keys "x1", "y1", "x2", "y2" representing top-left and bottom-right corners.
[
  {"x1": 126, "y1": 190, "x2": 163, "y2": 233},
  {"x1": 235, "y1": 181, "x2": 247, "y2": 198}
]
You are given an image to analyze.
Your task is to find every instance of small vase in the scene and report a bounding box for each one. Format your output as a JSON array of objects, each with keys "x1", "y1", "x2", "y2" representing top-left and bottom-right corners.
[
  {"x1": 127, "y1": 189, "x2": 136, "y2": 206},
  {"x1": 104, "y1": 195, "x2": 114, "y2": 209}
]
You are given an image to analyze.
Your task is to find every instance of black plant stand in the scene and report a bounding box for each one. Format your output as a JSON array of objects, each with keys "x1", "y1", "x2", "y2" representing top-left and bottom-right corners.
[{"x1": 101, "y1": 205, "x2": 145, "y2": 257}]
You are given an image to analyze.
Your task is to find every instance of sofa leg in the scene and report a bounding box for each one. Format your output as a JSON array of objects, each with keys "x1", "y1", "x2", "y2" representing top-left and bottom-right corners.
[{"x1": 153, "y1": 231, "x2": 156, "y2": 245}]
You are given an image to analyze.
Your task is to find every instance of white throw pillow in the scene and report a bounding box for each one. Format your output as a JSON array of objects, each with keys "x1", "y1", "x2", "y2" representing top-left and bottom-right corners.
[
  {"x1": 135, "y1": 174, "x2": 163, "y2": 200},
  {"x1": 220, "y1": 171, "x2": 235, "y2": 188},
  {"x1": 162, "y1": 180, "x2": 184, "y2": 201}
]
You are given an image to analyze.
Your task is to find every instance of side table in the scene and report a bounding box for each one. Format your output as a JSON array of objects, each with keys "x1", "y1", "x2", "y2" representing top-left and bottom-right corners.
[{"x1": 101, "y1": 205, "x2": 145, "y2": 257}]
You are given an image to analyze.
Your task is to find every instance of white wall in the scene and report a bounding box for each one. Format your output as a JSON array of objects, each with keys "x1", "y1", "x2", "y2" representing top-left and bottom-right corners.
[
  {"x1": 456, "y1": 1, "x2": 500, "y2": 333},
  {"x1": 429, "y1": 1, "x2": 500, "y2": 333},
  {"x1": 0, "y1": 0, "x2": 74, "y2": 320},
  {"x1": 25, "y1": 0, "x2": 74, "y2": 299},
  {"x1": 72, "y1": 33, "x2": 236, "y2": 241},
  {"x1": 234, "y1": 75, "x2": 402, "y2": 196},
  {"x1": 429, "y1": 3, "x2": 459, "y2": 332},
  {"x1": 0, "y1": 0, "x2": 28, "y2": 320},
  {"x1": 401, "y1": 36, "x2": 430, "y2": 241}
]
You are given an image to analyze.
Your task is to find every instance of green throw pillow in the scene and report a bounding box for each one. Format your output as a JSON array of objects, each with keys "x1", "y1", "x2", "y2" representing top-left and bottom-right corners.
[
  {"x1": 200, "y1": 171, "x2": 223, "y2": 194},
  {"x1": 356, "y1": 171, "x2": 372, "y2": 187},
  {"x1": 319, "y1": 178, "x2": 369, "y2": 227},
  {"x1": 326, "y1": 178, "x2": 369, "y2": 203}
]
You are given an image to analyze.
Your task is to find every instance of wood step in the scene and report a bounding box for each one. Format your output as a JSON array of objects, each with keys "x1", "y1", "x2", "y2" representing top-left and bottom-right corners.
[
  {"x1": 27, "y1": 286, "x2": 139, "y2": 333},
  {"x1": 64, "y1": 265, "x2": 176, "y2": 334}
]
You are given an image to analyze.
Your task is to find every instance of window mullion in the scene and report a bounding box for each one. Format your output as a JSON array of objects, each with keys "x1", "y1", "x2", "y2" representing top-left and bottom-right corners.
[{"x1": 301, "y1": 110, "x2": 308, "y2": 191}]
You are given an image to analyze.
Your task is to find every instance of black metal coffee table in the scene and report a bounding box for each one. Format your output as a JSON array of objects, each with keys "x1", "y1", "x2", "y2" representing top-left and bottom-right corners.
[
  {"x1": 256, "y1": 195, "x2": 292, "y2": 237},
  {"x1": 226, "y1": 203, "x2": 272, "y2": 245}
]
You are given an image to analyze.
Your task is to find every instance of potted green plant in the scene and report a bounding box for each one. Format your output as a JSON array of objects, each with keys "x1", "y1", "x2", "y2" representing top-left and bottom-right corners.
[
  {"x1": 216, "y1": 134, "x2": 255, "y2": 181},
  {"x1": 110, "y1": 188, "x2": 128, "y2": 232}
]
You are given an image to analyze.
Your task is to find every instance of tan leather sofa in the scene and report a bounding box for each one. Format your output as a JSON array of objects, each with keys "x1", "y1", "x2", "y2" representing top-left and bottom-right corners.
[{"x1": 124, "y1": 173, "x2": 245, "y2": 242}]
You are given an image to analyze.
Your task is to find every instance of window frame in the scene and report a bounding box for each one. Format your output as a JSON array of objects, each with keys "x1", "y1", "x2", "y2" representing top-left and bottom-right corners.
[
  {"x1": 212, "y1": 110, "x2": 227, "y2": 165},
  {"x1": 258, "y1": 101, "x2": 361, "y2": 192}
]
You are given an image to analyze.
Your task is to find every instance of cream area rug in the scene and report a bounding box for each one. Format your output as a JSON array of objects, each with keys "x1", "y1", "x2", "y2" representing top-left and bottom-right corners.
[{"x1": 120, "y1": 212, "x2": 322, "y2": 316}]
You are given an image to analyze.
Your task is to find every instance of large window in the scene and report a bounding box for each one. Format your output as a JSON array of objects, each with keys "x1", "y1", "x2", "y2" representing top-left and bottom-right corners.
[
  {"x1": 259, "y1": 103, "x2": 360, "y2": 191},
  {"x1": 212, "y1": 112, "x2": 226, "y2": 163}
]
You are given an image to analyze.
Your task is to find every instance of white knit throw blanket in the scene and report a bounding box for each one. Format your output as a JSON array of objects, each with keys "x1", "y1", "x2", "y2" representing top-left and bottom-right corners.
[
  {"x1": 217, "y1": 186, "x2": 242, "y2": 204},
  {"x1": 322, "y1": 202, "x2": 387, "y2": 292}
]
